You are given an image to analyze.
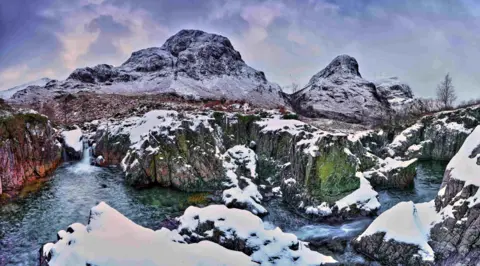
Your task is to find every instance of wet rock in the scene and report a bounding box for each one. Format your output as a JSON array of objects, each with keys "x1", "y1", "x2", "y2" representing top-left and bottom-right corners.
[{"x1": 0, "y1": 110, "x2": 61, "y2": 195}]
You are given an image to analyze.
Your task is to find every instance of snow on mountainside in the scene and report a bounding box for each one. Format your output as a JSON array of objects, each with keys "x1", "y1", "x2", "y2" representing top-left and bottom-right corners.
[
  {"x1": 289, "y1": 55, "x2": 410, "y2": 124},
  {"x1": 10, "y1": 30, "x2": 285, "y2": 107},
  {"x1": 0, "y1": 78, "x2": 51, "y2": 99},
  {"x1": 374, "y1": 77, "x2": 414, "y2": 110}
]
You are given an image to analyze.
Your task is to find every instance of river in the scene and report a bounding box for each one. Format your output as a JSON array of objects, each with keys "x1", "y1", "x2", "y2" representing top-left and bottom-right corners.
[{"x1": 0, "y1": 148, "x2": 447, "y2": 265}]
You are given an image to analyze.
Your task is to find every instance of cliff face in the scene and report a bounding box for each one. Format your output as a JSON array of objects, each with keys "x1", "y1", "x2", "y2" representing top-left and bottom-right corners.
[{"x1": 0, "y1": 110, "x2": 61, "y2": 196}]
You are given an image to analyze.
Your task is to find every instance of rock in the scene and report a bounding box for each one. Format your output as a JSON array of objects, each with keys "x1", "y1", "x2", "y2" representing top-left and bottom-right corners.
[
  {"x1": 40, "y1": 202, "x2": 256, "y2": 266},
  {"x1": 363, "y1": 157, "x2": 417, "y2": 189},
  {"x1": 385, "y1": 106, "x2": 480, "y2": 161},
  {"x1": 354, "y1": 125, "x2": 480, "y2": 265},
  {"x1": 10, "y1": 30, "x2": 286, "y2": 108},
  {"x1": 374, "y1": 77, "x2": 414, "y2": 110},
  {"x1": 61, "y1": 127, "x2": 83, "y2": 160},
  {"x1": 176, "y1": 205, "x2": 336, "y2": 265},
  {"x1": 0, "y1": 110, "x2": 61, "y2": 195},
  {"x1": 0, "y1": 77, "x2": 52, "y2": 100},
  {"x1": 289, "y1": 55, "x2": 391, "y2": 124}
]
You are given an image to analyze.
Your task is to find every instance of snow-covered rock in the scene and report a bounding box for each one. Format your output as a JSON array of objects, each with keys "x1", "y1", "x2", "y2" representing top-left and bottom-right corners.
[
  {"x1": 363, "y1": 157, "x2": 417, "y2": 188},
  {"x1": 354, "y1": 125, "x2": 480, "y2": 265},
  {"x1": 384, "y1": 105, "x2": 480, "y2": 160},
  {"x1": 40, "y1": 202, "x2": 255, "y2": 266},
  {"x1": 289, "y1": 55, "x2": 390, "y2": 124},
  {"x1": 176, "y1": 204, "x2": 336, "y2": 265},
  {"x1": 0, "y1": 77, "x2": 51, "y2": 99},
  {"x1": 374, "y1": 77, "x2": 414, "y2": 110},
  {"x1": 353, "y1": 201, "x2": 439, "y2": 265},
  {"x1": 61, "y1": 127, "x2": 83, "y2": 160},
  {"x1": 11, "y1": 30, "x2": 285, "y2": 108},
  {"x1": 221, "y1": 145, "x2": 267, "y2": 215}
]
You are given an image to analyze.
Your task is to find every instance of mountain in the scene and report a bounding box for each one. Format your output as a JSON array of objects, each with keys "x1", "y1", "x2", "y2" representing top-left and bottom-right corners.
[
  {"x1": 374, "y1": 77, "x2": 414, "y2": 110},
  {"x1": 0, "y1": 78, "x2": 52, "y2": 100},
  {"x1": 10, "y1": 30, "x2": 285, "y2": 107},
  {"x1": 289, "y1": 55, "x2": 397, "y2": 124}
]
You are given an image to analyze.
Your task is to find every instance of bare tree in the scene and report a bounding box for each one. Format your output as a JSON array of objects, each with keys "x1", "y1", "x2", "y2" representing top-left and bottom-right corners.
[
  {"x1": 436, "y1": 73, "x2": 457, "y2": 109},
  {"x1": 291, "y1": 82, "x2": 299, "y2": 93}
]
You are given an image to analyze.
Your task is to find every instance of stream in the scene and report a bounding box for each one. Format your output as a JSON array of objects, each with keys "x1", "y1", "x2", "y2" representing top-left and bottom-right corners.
[{"x1": 0, "y1": 147, "x2": 447, "y2": 265}]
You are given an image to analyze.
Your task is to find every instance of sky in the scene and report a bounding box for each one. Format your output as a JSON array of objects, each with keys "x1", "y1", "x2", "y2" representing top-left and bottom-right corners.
[{"x1": 1, "y1": 0, "x2": 480, "y2": 101}]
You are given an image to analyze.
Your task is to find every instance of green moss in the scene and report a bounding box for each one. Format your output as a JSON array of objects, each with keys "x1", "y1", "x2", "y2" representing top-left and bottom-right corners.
[
  {"x1": 0, "y1": 113, "x2": 48, "y2": 139},
  {"x1": 308, "y1": 147, "x2": 359, "y2": 203},
  {"x1": 212, "y1": 111, "x2": 224, "y2": 122},
  {"x1": 177, "y1": 133, "x2": 189, "y2": 158},
  {"x1": 282, "y1": 113, "x2": 299, "y2": 120},
  {"x1": 237, "y1": 114, "x2": 260, "y2": 125}
]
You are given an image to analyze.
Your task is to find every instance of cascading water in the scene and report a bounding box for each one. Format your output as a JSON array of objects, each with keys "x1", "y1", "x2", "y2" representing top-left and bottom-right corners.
[{"x1": 70, "y1": 142, "x2": 97, "y2": 174}]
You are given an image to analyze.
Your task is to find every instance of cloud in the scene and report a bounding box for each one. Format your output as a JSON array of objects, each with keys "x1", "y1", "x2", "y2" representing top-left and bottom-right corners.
[{"x1": 1, "y1": 0, "x2": 480, "y2": 102}]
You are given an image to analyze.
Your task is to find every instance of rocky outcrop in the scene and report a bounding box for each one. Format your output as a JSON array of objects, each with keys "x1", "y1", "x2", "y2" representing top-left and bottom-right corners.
[
  {"x1": 374, "y1": 77, "x2": 414, "y2": 110},
  {"x1": 0, "y1": 110, "x2": 61, "y2": 196},
  {"x1": 11, "y1": 30, "x2": 285, "y2": 108},
  {"x1": 353, "y1": 125, "x2": 480, "y2": 265},
  {"x1": 89, "y1": 109, "x2": 389, "y2": 221},
  {"x1": 289, "y1": 55, "x2": 391, "y2": 124},
  {"x1": 385, "y1": 105, "x2": 480, "y2": 161},
  {"x1": 40, "y1": 202, "x2": 257, "y2": 266}
]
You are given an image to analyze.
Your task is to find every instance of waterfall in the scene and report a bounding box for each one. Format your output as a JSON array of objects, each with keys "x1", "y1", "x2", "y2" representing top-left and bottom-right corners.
[
  {"x1": 62, "y1": 148, "x2": 68, "y2": 162},
  {"x1": 79, "y1": 142, "x2": 92, "y2": 165},
  {"x1": 69, "y1": 142, "x2": 98, "y2": 174}
]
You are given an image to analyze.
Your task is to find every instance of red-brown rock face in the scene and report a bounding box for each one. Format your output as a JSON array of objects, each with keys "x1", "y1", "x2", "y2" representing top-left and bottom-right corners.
[{"x1": 0, "y1": 112, "x2": 62, "y2": 195}]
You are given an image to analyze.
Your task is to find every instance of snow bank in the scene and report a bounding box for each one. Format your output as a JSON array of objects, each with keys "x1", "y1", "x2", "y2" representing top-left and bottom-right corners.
[
  {"x1": 221, "y1": 145, "x2": 266, "y2": 215},
  {"x1": 440, "y1": 126, "x2": 480, "y2": 207},
  {"x1": 61, "y1": 127, "x2": 83, "y2": 152},
  {"x1": 177, "y1": 205, "x2": 336, "y2": 265},
  {"x1": 444, "y1": 126, "x2": 480, "y2": 187},
  {"x1": 363, "y1": 157, "x2": 417, "y2": 180},
  {"x1": 357, "y1": 201, "x2": 440, "y2": 261},
  {"x1": 335, "y1": 172, "x2": 380, "y2": 212},
  {"x1": 256, "y1": 117, "x2": 307, "y2": 135},
  {"x1": 304, "y1": 172, "x2": 380, "y2": 215},
  {"x1": 43, "y1": 202, "x2": 254, "y2": 266}
]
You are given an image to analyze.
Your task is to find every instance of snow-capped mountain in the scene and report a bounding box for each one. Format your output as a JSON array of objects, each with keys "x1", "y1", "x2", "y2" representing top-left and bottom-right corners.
[
  {"x1": 0, "y1": 78, "x2": 52, "y2": 99},
  {"x1": 374, "y1": 77, "x2": 414, "y2": 110},
  {"x1": 289, "y1": 55, "x2": 393, "y2": 123},
  {"x1": 10, "y1": 30, "x2": 285, "y2": 107}
]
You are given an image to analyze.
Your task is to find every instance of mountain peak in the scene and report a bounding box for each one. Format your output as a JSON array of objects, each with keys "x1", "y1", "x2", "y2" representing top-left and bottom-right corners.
[{"x1": 309, "y1": 55, "x2": 361, "y2": 84}]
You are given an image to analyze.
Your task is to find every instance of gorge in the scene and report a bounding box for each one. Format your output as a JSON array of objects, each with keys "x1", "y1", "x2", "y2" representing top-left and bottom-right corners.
[{"x1": 0, "y1": 29, "x2": 479, "y2": 266}]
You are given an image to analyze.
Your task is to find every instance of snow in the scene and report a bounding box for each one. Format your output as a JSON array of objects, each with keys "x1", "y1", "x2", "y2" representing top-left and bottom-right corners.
[
  {"x1": 221, "y1": 145, "x2": 266, "y2": 215},
  {"x1": 61, "y1": 127, "x2": 83, "y2": 152},
  {"x1": 441, "y1": 126, "x2": 480, "y2": 207},
  {"x1": 335, "y1": 172, "x2": 380, "y2": 212},
  {"x1": 357, "y1": 200, "x2": 440, "y2": 261},
  {"x1": 444, "y1": 126, "x2": 480, "y2": 187},
  {"x1": 363, "y1": 157, "x2": 417, "y2": 180},
  {"x1": 256, "y1": 117, "x2": 307, "y2": 135},
  {"x1": 177, "y1": 205, "x2": 336, "y2": 265},
  {"x1": 0, "y1": 77, "x2": 51, "y2": 99},
  {"x1": 389, "y1": 123, "x2": 423, "y2": 149},
  {"x1": 44, "y1": 202, "x2": 254, "y2": 266}
]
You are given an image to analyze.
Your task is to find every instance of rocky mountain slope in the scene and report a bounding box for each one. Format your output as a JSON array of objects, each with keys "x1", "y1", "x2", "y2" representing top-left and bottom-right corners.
[
  {"x1": 0, "y1": 78, "x2": 51, "y2": 100},
  {"x1": 10, "y1": 30, "x2": 285, "y2": 108},
  {"x1": 289, "y1": 55, "x2": 414, "y2": 124}
]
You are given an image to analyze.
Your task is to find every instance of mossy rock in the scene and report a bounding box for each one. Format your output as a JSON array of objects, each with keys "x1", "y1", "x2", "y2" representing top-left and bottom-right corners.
[{"x1": 308, "y1": 147, "x2": 359, "y2": 203}]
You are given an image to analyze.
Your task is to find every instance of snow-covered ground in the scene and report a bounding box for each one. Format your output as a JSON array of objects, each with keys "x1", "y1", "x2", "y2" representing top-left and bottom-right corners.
[
  {"x1": 356, "y1": 200, "x2": 439, "y2": 261},
  {"x1": 43, "y1": 202, "x2": 254, "y2": 266}
]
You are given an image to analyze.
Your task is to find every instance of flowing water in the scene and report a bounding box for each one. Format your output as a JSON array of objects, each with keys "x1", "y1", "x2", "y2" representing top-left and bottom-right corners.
[
  {"x1": 0, "y1": 146, "x2": 200, "y2": 265},
  {"x1": 0, "y1": 146, "x2": 447, "y2": 265}
]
